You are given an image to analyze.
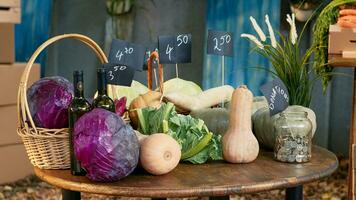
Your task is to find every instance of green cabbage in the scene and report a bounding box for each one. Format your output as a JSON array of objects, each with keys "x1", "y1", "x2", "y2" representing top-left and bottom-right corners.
[
  {"x1": 102, "y1": 79, "x2": 202, "y2": 107},
  {"x1": 162, "y1": 78, "x2": 202, "y2": 96},
  {"x1": 104, "y1": 80, "x2": 149, "y2": 107}
]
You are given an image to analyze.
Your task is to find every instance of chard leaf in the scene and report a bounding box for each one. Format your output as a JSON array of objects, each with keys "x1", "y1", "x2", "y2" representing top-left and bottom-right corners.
[{"x1": 136, "y1": 103, "x2": 223, "y2": 164}]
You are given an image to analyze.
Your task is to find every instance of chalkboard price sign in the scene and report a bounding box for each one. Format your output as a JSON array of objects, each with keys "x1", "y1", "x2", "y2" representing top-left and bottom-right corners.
[
  {"x1": 207, "y1": 30, "x2": 233, "y2": 56},
  {"x1": 158, "y1": 33, "x2": 192, "y2": 64},
  {"x1": 104, "y1": 63, "x2": 135, "y2": 86},
  {"x1": 108, "y1": 39, "x2": 146, "y2": 71},
  {"x1": 175, "y1": 34, "x2": 192, "y2": 63},
  {"x1": 260, "y1": 78, "x2": 289, "y2": 116}
]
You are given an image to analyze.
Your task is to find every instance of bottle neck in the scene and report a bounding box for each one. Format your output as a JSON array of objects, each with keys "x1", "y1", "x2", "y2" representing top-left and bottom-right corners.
[
  {"x1": 97, "y1": 70, "x2": 107, "y2": 95},
  {"x1": 74, "y1": 73, "x2": 84, "y2": 97}
]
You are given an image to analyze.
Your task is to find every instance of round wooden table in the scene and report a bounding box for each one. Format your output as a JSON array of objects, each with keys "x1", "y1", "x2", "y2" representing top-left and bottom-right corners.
[{"x1": 34, "y1": 146, "x2": 338, "y2": 200}]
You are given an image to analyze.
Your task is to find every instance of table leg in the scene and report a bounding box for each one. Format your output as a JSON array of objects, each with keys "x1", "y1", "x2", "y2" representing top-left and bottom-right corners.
[
  {"x1": 285, "y1": 185, "x2": 303, "y2": 200},
  {"x1": 62, "y1": 189, "x2": 81, "y2": 200},
  {"x1": 348, "y1": 69, "x2": 356, "y2": 200}
]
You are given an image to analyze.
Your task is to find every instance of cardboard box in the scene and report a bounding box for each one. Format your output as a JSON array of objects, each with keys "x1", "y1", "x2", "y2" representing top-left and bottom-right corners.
[
  {"x1": 0, "y1": 23, "x2": 15, "y2": 63},
  {"x1": 0, "y1": 63, "x2": 40, "y2": 106},
  {"x1": 0, "y1": 0, "x2": 21, "y2": 23},
  {"x1": 0, "y1": 144, "x2": 33, "y2": 184},
  {"x1": 0, "y1": 105, "x2": 20, "y2": 146}
]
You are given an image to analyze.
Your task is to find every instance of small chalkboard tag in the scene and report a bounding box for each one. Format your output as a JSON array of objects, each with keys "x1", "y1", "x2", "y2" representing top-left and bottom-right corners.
[
  {"x1": 260, "y1": 78, "x2": 289, "y2": 116},
  {"x1": 158, "y1": 35, "x2": 176, "y2": 64},
  {"x1": 207, "y1": 30, "x2": 233, "y2": 56},
  {"x1": 175, "y1": 34, "x2": 192, "y2": 63},
  {"x1": 104, "y1": 63, "x2": 135, "y2": 86},
  {"x1": 158, "y1": 33, "x2": 192, "y2": 64},
  {"x1": 143, "y1": 44, "x2": 159, "y2": 70},
  {"x1": 108, "y1": 39, "x2": 146, "y2": 71}
]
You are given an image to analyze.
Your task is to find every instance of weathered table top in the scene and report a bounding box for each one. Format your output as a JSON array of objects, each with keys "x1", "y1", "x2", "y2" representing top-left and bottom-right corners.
[{"x1": 34, "y1": 146, "x2": 338, "y2": 198}]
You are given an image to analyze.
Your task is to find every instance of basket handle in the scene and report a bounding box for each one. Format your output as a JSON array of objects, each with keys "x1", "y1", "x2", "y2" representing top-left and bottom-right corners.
[
  {"x1": 147, "y1": 51, "x2": 164, "y2": 93},
  {"x1": 17, "y1": 33, "x2": 108, "y2": 133}
]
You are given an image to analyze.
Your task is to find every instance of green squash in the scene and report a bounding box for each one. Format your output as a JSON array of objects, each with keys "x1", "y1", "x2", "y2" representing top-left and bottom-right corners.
[
  {"x1": 191, "y1": 108, "x2": 229, "y2": 136},
  {"x1": 252, "y1": 105, "x2": 317, "y2": 149},
  {"x1": 190, "y1": 97, "x2": 275, "y2": 136},
  {"x1": 252, "y1": 96, "x2": 268, "y2": 115}
]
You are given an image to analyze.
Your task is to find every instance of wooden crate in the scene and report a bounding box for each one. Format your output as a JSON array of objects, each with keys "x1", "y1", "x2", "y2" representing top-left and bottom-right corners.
[{"x1": 0, "y1": 0, "x2": 21, "y2": 23}]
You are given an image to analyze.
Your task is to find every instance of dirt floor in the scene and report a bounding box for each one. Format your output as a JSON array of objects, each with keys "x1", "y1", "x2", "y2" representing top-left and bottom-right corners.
[{"x1": 0, "y1": 158, "x2": 348, "y2": 200}]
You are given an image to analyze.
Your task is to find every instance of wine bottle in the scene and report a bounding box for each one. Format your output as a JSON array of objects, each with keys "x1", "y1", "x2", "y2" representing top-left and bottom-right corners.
[
  {"x1": 68, "y1": 70, "x2": 91, "y2": 176},
  {"x1": 93, "y1": 68, "x2": 115, "y2": 112}
]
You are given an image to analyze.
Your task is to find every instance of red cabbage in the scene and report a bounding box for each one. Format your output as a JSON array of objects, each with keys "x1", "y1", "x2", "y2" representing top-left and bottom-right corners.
[
  {"x1": 114, "y1": 97, "x2": 127, "y2": 117},
  {"x1": 27, "y1": 76, "x2": 73, "y2": 129},
  {"x1": 74, "y1": 108, "x2": 139, "y2": 182}
]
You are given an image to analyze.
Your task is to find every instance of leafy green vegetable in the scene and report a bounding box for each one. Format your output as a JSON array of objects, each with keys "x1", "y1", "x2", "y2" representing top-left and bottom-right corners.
[
  {"x1": 168, "y1": 114, "x2": 213, "y2": 160},
  {"x1": 137, "y1": 103, "x2": 174, "y2": 134},
  {"x1": 184, "y1": 134, "x2": 222, "y2": 164},
  {"x1": 136, "y1": 103, "x2": 223, "y2": 164}
]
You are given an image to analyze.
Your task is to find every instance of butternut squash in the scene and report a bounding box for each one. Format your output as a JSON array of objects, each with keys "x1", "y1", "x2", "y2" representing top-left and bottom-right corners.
[
  {"x1": 136, "y1": 132, "x2": 181, "y2": 175},
  {"x1": 222, "y1": 85, "x2": 259, "y2": 163}
]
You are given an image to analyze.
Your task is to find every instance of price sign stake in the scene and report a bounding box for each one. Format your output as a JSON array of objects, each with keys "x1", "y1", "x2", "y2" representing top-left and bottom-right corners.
[
  {"x1": 207, "y1": 30, "x2": 234, "y2": 107},
  {"x1": 158, "y1": 33, "x2": 192, "y2": 79},
  {"x1": 260, "y1": 78, "x2": 290, "y2": 116}
]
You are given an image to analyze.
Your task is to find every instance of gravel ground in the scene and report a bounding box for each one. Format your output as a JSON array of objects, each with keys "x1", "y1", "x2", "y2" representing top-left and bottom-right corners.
[{"x1": 0, "y1": 158, "x2": 347, "y2": 200}]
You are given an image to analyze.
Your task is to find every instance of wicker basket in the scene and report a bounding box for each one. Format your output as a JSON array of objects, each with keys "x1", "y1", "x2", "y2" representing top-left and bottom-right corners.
[{"x1": 17, "y1": 34, "x2": 108, "y2": 169}]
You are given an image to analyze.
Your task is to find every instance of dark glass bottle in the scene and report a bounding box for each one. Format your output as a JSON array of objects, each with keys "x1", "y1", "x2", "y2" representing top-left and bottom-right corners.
[
  {"x1": 68, "y1": 71, "x2": 91, "y2": 176},
  {"x1": 93, "y1": 68, "x2": 115, "y2": 112}
]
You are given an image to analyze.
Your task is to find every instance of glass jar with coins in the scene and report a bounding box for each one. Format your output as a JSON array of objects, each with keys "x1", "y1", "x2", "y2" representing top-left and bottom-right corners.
[{"x1": 273, "y1": 111, "x2": 312, "y2": 163}]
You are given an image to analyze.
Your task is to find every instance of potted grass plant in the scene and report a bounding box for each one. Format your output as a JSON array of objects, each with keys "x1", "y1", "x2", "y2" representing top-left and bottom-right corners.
[
  {"x1": 241, "y1": 14, "x2": 316, "y2": 107},
  {"x1": 242, "y1": 14, "x2": 318, "y2": 163}
]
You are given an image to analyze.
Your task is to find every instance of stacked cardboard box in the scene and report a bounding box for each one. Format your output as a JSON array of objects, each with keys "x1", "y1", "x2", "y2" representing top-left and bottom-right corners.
[
  {"x1": 0, "y1": 0, "x2": 40, "y2": 184},
  {"x1": 0, "y1": 0, "x2": 20, "y2": 63},
  {"x1": 0, "y1": 0, "x2": 21, "y2": 23},
  {"x1": 0, "y1": 64, "x2": 40, "y2": 184}
]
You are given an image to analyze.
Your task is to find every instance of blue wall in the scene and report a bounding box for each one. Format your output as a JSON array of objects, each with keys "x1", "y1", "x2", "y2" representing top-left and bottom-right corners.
[
  {"x1": 204, "y1": 0, "x2": 281, "y2": 95},
  {"x1": 15, "y1": 0, "x2": 53, "y2": 76}
]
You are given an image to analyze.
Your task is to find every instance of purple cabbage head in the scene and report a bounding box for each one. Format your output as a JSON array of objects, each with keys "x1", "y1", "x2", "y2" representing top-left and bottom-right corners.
[
  {"x1": 74, "y1": 108, "x2": 139, "y2": 182},
  {"x1": 27, "y1": 76, "x2": 73, "y2": 129}
]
